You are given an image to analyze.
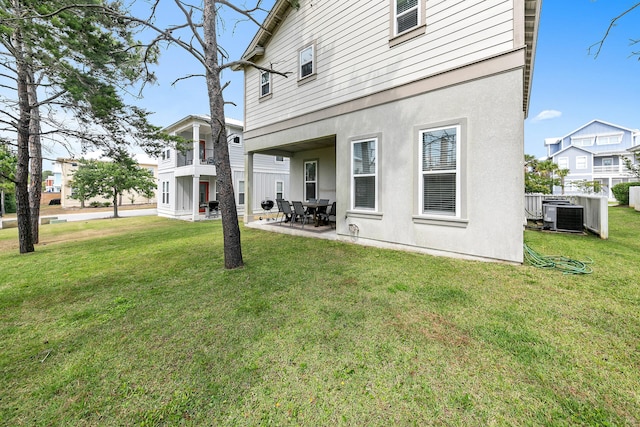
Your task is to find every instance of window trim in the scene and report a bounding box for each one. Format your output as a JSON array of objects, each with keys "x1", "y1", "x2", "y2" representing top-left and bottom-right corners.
[
  {"x1": 238, "y1": 180, "x2": 245, "y2": 205},
  {"x1": 571, "y1": 136, "x2": 595, "y2": 147},
  {"x1": 557, "y1": 157, "x2": 569, "y2": 170},
  {"x1": 350, "y1": 135, "x2": 380, "y2": 212},
  {"x1": 389, "y1": 0, "x2": 427, "y2": 47},
  {"x1": 596, "y1": 133, "x2": 623, "y2": 146},
  {"x1": 259, "y1": 69, "x2": 271, "y2": 98},
  {"x1": 414, "y1": 119, "x2": 467, "y2": 222},
  {"x1": 303, "y1": 159, "x2": 318, "y2": 201},
  {"x1": 275, "y1": 180, "x2": 284, "y2": 200},
  {"x1": 298, "y1": 42, "x2": 316, "y2": 82},
  {"x1": 576, "y1": 156, "x2": 588, "y2": 170}
]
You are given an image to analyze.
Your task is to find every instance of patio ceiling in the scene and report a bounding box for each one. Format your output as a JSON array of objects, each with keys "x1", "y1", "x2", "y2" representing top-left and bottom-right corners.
[{"x1": 252, "y1": 135, "x2": 336, "y2": 158}]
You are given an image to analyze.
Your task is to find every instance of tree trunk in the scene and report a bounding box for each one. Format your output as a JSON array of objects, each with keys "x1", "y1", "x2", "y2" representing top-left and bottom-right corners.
[
  {"x1": 203, "y1": 0, "x2": 243, "y2": 269},
  {"x1": 27, "y1": 67, "x2": 42, "y2": 244},
  {"x1": 12, "y1": 21, "x2": 35, "y2": 253},
  {"x1": 113, "y1": 192, "x2": 119, "y2": 218}
]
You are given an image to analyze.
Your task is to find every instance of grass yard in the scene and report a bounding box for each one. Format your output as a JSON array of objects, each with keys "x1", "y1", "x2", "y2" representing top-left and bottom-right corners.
[{"x1": 1, "y1": 208, "x2": 639, "y2": 426}]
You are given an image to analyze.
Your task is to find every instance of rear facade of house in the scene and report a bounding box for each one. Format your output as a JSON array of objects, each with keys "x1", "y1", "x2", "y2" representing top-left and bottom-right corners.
[
  {"x1": 240, "y1": 0, "x2": 541, "y2": 263},
  {"x1": 545, "y1": 120, "x2": 640, "y2": 200}
]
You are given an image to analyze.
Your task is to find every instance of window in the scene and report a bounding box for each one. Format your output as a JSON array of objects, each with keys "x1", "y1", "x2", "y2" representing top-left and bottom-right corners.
[
  {"x1": 420, "y1": 125, "x2": 459, "y2": 216},
  {"x1": 162, "y1": 181, "x2": 169, "y2": 204},
  {"x1": 238, "y1": 181, "x2": 245, "y2": 205},
  {"x1": 572, "y1": 137, "x2": 594, "y2": 147},
  {"x1": 299, "y1": 44, "x2": 315, "y2": 79},
  {"x1": 275, "y1": 181, "x2": 284, "y2": 200},
  {"x1": 395, "y1": 0, "x2": 419, "y2": 34},
  {"x1": 576, "y1": 156, "x2": 588, "y2": 170},
  {"x1": 260, "y1": 70, "x2": 271, "y2": 97},
  {"x1": 351, "y1": 138, "x2": 377, "y2": 210},
  {"x1": 597, "y1": 134, "x2": 622, "y2": 145},
  {"x1": 602, "y1": 157, "x2": 613, "y2": 167},
  {"x1": 304, "y1": 160, "x2": 317, "y2": 201},
  {"x1": 557, "y1": 157, "x2": 569, "y2": 170},
  {"x1": 275, "y1": 155, "x2": 284, "y2": 163}
]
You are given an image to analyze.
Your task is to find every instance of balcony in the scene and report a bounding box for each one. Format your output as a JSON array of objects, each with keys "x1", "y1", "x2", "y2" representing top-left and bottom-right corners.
[
  {"x1": 175, "y1": 149, "x2": 216, "y2": 177},
  {"x1": 593, "y1": 165, "x2": 623, "y2": 174}
]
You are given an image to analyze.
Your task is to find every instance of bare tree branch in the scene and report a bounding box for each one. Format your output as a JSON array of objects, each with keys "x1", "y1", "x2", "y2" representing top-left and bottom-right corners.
[{"x1": 589, "y1": 2, "x2": 640, "y2": 58}]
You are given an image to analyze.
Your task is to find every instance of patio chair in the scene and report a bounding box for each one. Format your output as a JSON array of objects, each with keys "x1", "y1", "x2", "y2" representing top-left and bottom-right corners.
[
  {"x1": 275, "y1": 199, "x2": 285, "y2": 223},
  {"x1": 292, "y1": 201, "x2": 312, "y2": 228},
  {"x1": 279, "y1": 200, "x2": 293, "y2": 225},
  {"x1": 316, "y1": 199, "x2": 330, "y2": 217},
  {"x1": 318, "y1": 201, "x2": 336, "y2": 228}
]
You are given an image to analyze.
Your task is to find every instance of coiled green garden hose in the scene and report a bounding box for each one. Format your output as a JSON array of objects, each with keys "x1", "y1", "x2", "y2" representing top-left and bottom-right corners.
[{"x1": 523, "y1": 243, "x2": 593, "y2": 275}]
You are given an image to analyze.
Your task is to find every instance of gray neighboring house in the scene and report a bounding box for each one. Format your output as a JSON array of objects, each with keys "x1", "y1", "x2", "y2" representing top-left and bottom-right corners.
[
  {"x1": 157, "y1": 115, "x2": 289, "y2": 221},
  {"x1": 545, "y1": 120, "x2": 640, "y2": 199},
  {"x1": 237, "y1": 0, "x2": 541, "y2": 263}
]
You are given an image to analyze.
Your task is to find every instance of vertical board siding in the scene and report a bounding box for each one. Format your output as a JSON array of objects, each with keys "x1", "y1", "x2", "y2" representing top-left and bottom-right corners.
[{"x1": 246, "y1": 0, "x2": 515, "y2": 130}]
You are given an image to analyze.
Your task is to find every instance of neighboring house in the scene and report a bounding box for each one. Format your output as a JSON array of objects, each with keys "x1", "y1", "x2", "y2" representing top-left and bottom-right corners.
[
  {"x1": 545, "y1": 120, "x2": 640, "y2": 199},
  {"x1": 157, "y1": 115, "x2": 289, "y2": 221},
  {"x1": 58, "y1": 154, "x2": 158, "y2": 207},
  {"x1": 236, "y1": 0, "x2": 541, "y2": 263},
  {"x1": 44, "y1": 162, "x2": 62, "y2": 193}
]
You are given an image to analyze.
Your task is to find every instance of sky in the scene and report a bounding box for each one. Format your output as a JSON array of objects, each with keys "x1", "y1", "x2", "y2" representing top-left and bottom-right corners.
[{"x1": 41, "y1": 0, "x2": 640, "y2": 168}]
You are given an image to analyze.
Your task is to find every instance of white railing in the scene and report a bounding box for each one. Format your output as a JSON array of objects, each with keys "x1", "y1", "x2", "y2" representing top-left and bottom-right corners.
[
  {"x1": 593, "y1": 165, "x2": 622, "y2": 174},
  {"x1": 524, "y1": 193, "x2": 608, "y2": 239}
]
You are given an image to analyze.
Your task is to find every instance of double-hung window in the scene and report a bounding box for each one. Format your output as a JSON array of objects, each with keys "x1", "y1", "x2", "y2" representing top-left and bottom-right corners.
[
  {"x1": 260, "y1": 70, "x2": 271, "y2": 97},
  {"x1": 162, "y1": 181, "x2": 169, "y2": 204},
  {"x1": 299, "y1": 44, "x2": 315, "y2": 80},
  {"x1": 576, "y1": 156, "x2": 587, "y2": 170},
  {"x1": 420, "y1": 125, "x2": 459, "y2": 216},
  {"x1": 557, "y1": 157, "x2": 569, "y2": 170},
  {"x1": 304, "y1": 160, "x2": 317, "y2": 201},
  {"x1": 395, "y1": 0, "x2": 419, "y2": 34},
  {"x1": 275, "y1": 180, "x2": 284, "y2": 200},
  {"x1": 238, "y1": 181, "x2": 245, "y2": 205},
  {"x1": 351, "y1": 138, "x2": 377, "y2": 210}
]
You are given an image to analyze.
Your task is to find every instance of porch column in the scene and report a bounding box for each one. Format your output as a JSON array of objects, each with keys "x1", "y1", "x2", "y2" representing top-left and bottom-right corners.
[
  {"x1": 244, "y1": 152, "x2": 254, "y2": 223},
  {"x1": 192, "y1": 174, "x2": 200, "y2": 221},
  {"x1": 192, "y1": 123, "x2": 200, "y2": 165}
]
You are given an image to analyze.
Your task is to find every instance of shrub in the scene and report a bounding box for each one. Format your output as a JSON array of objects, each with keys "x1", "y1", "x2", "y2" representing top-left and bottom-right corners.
[
  {"x1": 102, "y1": 202, "x2": 111, "y2": 207},
  {"x1": 3, "y1": 192, "x2": 16, "y2": 214},
  {"x1": 611, "y1": 182, "x2": 640, "y2": 205},
  {"x1": 89, "y1": 201, "x2": 102, "y2": 208}
]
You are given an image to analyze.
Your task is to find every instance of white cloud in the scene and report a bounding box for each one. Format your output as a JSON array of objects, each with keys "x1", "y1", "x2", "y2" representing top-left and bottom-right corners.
[{"x1": 532, "y1": 110, "x2": 562, "y2": 122}]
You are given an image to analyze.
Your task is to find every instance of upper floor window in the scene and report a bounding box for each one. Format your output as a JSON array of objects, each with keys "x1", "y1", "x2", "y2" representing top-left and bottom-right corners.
[
  {"x1": 275, "y1": 155, "x2": 284, "y2": 163},
  {"x1": 396, "y1": 0, "x2": 419, "y2": 34},
  {"x1": 576, "y1": 156, "x2": 588, "y2": 170},
  {"x1": 299, "y1": 44, "x2": 315, "y2": 80},
  {"x1": 572, "y1": 137, "x2": 594, "y2": 147},
  {"x1": 420, "y1": 125, "x2": 459, "y2": 216},
  {"x1": 557, "y1": 157, "x2": 568, "y2": 170},
  {"x1": 597, "y1": 134, "x2": 622, "y2": 145},
  {"x1": 260, "y1": 70, "x2": 271, "y2": 97},
  {"x1": 352, "y1": 138, "x2": 378, "y2": 210}
]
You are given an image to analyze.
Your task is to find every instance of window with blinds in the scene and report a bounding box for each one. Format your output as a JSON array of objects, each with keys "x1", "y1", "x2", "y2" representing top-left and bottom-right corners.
[
  {"x1": 396, "y1": 0, "x2": 418, "y2": 34},
  {"x1": 299, "y1": 45, "x2": 314, "y2": 79},
  {"x1": 352, "y1": 139, "x2": 377, "y2": 210},
  {"x1": 420, "y1": 126, "x2": 458, "y2": 215}
]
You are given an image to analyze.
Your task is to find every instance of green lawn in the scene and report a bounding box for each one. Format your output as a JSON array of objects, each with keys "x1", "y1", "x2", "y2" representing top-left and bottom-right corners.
[{"x1": 1, "y1": 208, "x2": 639, "y2": 426}]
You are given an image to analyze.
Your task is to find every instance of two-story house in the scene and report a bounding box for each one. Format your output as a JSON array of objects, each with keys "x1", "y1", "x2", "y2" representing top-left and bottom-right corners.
[
  {"x1": 58, "y1": 154, "x2": 158, "y2": 207},
  {"x1": 545, "y1": 120, "x2": 640, "y2": 199},
  {"x1": 157, "y1": 115, "x2": 290, "y2": 221},
  {"x1": 237, "y1": 0, "x2": 540, "y2": 263}
]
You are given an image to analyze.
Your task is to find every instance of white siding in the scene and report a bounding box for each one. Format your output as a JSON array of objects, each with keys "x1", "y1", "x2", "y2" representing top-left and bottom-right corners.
[{"x1": 246, "y1": 0, "x2": 514, "y2": 130}]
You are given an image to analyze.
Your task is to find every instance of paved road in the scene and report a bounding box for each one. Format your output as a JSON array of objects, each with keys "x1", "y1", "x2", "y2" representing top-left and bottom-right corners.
[{"x1": 46, "y1": 208, "x2": 157, "y2": 222}]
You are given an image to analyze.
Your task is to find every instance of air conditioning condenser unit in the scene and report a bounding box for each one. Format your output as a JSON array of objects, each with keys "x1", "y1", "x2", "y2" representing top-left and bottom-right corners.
[{"x1": 543, "y1": 204, "x2": 584, "y2": 233}]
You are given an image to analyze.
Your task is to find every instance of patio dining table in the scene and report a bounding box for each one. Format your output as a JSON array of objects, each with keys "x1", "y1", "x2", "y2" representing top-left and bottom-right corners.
[{"x1": 302, "y1": 201, "x2": 331, "y2": 227}]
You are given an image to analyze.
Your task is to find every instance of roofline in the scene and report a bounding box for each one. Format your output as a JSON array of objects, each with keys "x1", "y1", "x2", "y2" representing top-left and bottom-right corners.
[
  {"x1": 523, "y1": 0, "x2": 542, "y2": 118},
  {"x1": 238, "y1": 0, "x2": 293, "y2": 65},
  {"x1": 559, "y1": 119, "x2": 637, "y2": 141},
  {"x1": 551, "y1": 145, "x2": 594, "y2": 157},
  {"x1": 162, "y1": 115, "x2": 244, "y2": 133}
]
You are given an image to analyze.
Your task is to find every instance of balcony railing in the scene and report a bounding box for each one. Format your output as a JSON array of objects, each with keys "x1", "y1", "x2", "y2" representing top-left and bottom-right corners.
[
  {"x1": 593, "y1": 165, "x2": 622, "y2": 174},
  {"x1": 177, "y1": 149, "x2": 215, "y2": 167}
]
